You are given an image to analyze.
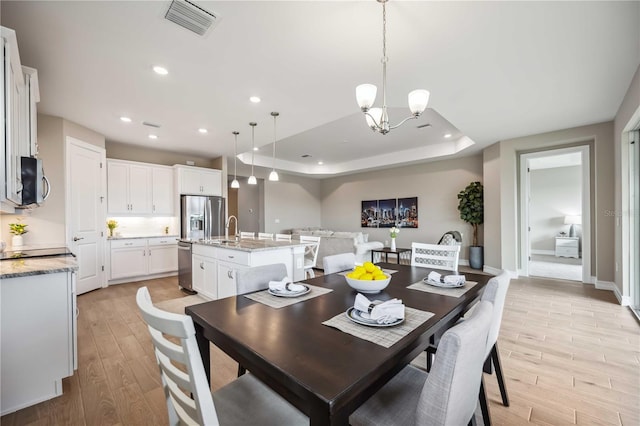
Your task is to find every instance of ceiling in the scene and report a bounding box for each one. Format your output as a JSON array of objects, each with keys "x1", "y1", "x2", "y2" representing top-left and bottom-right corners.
[{"x1": 1, "y1": 1, "x2": 638, "y2": 177}]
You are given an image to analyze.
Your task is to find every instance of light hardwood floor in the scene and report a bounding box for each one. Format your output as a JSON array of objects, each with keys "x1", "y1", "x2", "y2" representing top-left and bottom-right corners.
[{"x1": 1, "y1": 273, "x2": 638, "y2": 425}]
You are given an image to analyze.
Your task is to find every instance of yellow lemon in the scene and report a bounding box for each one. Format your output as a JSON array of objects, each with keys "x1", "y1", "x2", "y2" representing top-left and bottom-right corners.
[
  {"x1": 351, "y1": 271, "x2": 364, "y2": 279},
  {"x1": 373, "y1": 273, "x2": 387, "y2": 281},
  {"x1": 363, "y1": 262, "x2": 376, "y2": 273},
  {"x1": 361, "y1": 273, "x2": 374, "y2": 281},
  {"x1": 354, "y1": 266, "x2": 366, "y2": 275}
]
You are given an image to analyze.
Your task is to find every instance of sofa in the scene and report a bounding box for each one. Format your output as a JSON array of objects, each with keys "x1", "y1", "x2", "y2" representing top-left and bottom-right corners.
[{"x1": 289, "y1": 228, "x2": 384, "y2": 269}]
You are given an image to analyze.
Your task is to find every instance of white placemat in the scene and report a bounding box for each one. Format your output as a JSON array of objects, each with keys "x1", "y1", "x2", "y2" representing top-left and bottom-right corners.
[
  {"x1": 322, "y1": 306, "x2": 434, "y2": 348},
  {"x1": 244, "y1": 284, "x2": 333, "y2": 309},
  {"x1": 407, "y1": 280, "x2": 478, "y2": 298}
]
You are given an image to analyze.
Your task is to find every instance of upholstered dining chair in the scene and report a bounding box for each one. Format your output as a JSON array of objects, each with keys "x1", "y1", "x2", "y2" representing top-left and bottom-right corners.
[
  {"x1": 275, "y1": 233, "x2": 292, "y2": 242},
  {"x1": 411, "y1": 242, "x2": 461, "y2": 272},
  {"x1": 235, "y1": 263, "x2": 288, "y2": 377},
  {"x1": 437, "y1": 230, "x2": 463, "y2": 246},
  {"x1": 322, "y1": 252, "x2": 356, "y2": 275},
  {"x1": 300, "y1": 235, "x2": 321, "y2": 278},
  {"x1": 240, "y1": 231, "x2": 255, "y2": 239},
  {"x1": 135, "y1": 287, "x2": 307, "y2": 426},
  {"x1": 258, "y1": 232, "x2": 273, "y2": 240},
  {"x1": 425, "y1": 271, "x2": 511, "y2": 426},
  {"x1": 349, "y1": 300, "x2": 493, "y2": 426}
]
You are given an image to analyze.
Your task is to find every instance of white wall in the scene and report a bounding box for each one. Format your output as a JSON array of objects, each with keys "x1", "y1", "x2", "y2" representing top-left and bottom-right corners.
[
  {"x1": 320, "y1": 155, "x2": 483, "y2": 258},
  {"x1": 530, "y1": 166, "x2": 582, "y2": 252}
]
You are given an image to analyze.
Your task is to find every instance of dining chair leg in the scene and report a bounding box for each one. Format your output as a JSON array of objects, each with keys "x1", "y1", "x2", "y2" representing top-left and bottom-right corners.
[
  {"x1": 479, "y1": 376, "x2": 491, "y2": 426},
  {"x1": 491, "y1": 343, "x2": 510, "y2": 406},
  {"x1": 425, "y1": 346, "x2": 436, "y2": 372},
  {"x1": 237, "y1": 365, "x2": 246, "y2": 377}
]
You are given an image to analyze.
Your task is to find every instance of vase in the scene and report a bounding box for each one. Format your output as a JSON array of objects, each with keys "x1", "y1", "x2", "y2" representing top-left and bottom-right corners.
[
  {"x1": 12, "y1": 235, "x2": 24, "y2": 247},
  {"x1": 390, "y1": 238, "x2": 396, "y2": 251},
  {"x1": 469, "y1": 246, "x2": 484, "y2": 269},
  {"x1": 109, "y1": 229, "x2": 114, "y2": 237}
]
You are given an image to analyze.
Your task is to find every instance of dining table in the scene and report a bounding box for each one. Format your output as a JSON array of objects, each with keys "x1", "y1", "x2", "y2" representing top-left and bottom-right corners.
[{"x1": 186, "y1": 263, "x2": 492, "y2": 426}]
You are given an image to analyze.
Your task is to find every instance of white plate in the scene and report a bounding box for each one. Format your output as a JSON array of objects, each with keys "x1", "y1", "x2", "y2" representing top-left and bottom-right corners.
[
  {"x1": 422, "y1": 277, "x2": 465, "y2": 288},
  {"x1": 345, "y1": 307, "x2": 404, "y2": 327},
  {"x1": 268, "y1": 284, "x2": 310, "y2": 298}
]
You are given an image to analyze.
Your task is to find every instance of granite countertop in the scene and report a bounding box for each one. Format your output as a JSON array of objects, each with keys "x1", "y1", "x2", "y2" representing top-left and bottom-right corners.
[
  {"x1": 1, "y1": 255, "x2": 78, "y2": 279},
  {"x1": 188, "y1": 237, "x2": 304, "y2": 252},
  {"x1": 108, "y1": 234, "x2": 179, "y2": 240}
]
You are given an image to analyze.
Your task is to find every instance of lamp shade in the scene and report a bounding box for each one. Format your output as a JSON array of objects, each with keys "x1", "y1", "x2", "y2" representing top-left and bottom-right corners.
[
  {"x1": 365, "y1": 107, "x2": 383, "y2": 129},
  {"x1": 248, "y1": 175, "x2": 257, "y2": 185},
  {"x1": 564, "y1": 215, "x2": 581, "y2": 225},
  {"x1": 230, "y1": 178, "x2": 240, "y2": 189},
  {"x1": 356, "y1": 84, "x2": 377, "y2": 110},
  {"x1": 268, "y1": 170, "x2": 279, "y2": 181},
  {"x1": 408, "y1": 89, "x2": 430, "y2": 115}
]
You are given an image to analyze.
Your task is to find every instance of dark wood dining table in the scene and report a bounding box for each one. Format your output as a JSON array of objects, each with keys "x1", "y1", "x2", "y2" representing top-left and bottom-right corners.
[{"x1": 186, "y1": 263, "x2": 492, "y2": 426}]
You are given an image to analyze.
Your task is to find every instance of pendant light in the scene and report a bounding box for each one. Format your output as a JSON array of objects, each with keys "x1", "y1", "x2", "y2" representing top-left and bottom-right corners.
[
  {"x1": 230, "y1": 131, "x2": 240, "y2": 189},
  {"x1": 248, "y1": 122, "x2": 257, "y2": 185},
  {"x1": 268, "y1": 112, "x2": 279, "y2": 181}
]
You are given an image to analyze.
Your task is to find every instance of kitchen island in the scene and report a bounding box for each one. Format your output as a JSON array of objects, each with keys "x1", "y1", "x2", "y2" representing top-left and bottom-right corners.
[
  {"x1": 0, "y1": 253, "x2": 77, "y2": 415},
  {"x1": 188, "y1": 238, "x2": 306, "y2": 300}
]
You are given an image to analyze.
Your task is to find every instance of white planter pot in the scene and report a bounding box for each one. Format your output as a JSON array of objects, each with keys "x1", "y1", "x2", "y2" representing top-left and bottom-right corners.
[{"x1": 12, "y1": 235, "x2": 24, "y2": 247}]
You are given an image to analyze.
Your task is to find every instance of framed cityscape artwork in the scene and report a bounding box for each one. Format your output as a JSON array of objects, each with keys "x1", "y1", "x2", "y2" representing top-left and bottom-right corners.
[{"x1": 361, "y1": 197, "x2": 418, "y2": 228}]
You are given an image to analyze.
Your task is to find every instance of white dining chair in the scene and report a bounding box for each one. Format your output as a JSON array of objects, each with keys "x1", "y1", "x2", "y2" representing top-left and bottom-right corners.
[
  {"x1": 135, "y1": 287, "x2": 307, "y2": 426},
  {"x1": 437, "y1": 230, "x2": 463, "y2": 246},
  {"x1": 411, "y1": 242, "x2": 460, "y2": 272},
  {"x1": 257, "y1": 232, "x2": 274, "y2": 240},
  {"x1": 299, "y1": 235, "x2": 321, "y2": 278},
  {"x1": 275, "y1": 233, "x2": 292, "y2": 242},
  {"x1": 349, "y1": 300, "x2": 493, "y2": 426},
  {"x1": 322, "y1": 252, "x2": 356, "y2": 275},
  {"x1": 240, "y1": 231, "x2": 255, "y2": 239}
]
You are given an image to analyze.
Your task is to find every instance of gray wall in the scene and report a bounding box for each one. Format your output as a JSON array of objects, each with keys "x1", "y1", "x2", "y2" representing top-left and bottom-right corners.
[
  {"x1": 264, "y1": 173, "x2": 322, "y2": 234},
  {"x1": 105, "y1": 140, "x2": 221, "y2": 169},
  {"x1": 237, "y1": 178, "x2": 263, "y2": 233},
  {"x1": 530, "y1": 166, "x2": 581, "y2": 252},
  {"x1": 484, "y1": 121, "x2": 615, "y2": 281},
  {"x1": 320, "y1": 155, "x2": 483, "y2": 259}
]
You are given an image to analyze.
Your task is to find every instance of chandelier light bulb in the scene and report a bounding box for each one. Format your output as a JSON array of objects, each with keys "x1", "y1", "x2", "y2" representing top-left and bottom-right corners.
[
  {"x1": 356, "y1": 84, "x2": 377, "y2": 111},
  {"x1": 408, "y1": 90, "x2": 430, "y2": 115},
  {"x1": 366, "y1": 108, "x2": 383, "y2": 129}
]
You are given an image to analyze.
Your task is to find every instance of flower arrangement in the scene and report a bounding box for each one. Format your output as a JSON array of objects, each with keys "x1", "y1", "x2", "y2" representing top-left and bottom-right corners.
[
  {"x1": 107, "y1": 219, "x2": 118, "y2": 237},
  {"x1": 389, "y1": 226, "x2": 400, "y2": 238},
  {"x1": 9, "y1": 219, "x2": 28, "y2": 235}
]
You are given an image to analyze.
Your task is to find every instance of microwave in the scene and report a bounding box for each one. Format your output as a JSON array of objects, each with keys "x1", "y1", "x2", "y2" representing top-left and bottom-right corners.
[{"x1": 20, "y1": 157, "x2": 50, "y2": 207}]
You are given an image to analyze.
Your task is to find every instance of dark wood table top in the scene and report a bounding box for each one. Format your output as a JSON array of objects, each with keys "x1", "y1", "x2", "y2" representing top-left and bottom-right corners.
[{"x1": 186, "y1": 263, "x2": 492, "y2": 426}]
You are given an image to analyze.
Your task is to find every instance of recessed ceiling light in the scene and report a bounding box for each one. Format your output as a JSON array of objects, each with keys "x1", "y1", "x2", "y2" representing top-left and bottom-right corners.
[
  {"x1": 444, "y1": 133, "x2": 452, "y2": 138},
  {"x1": 253, "y1": 147, "x2": 259, "y2": 151},
  {"x1": 153, "y1": 66, "x2": 168, "y2": 75},
  {"x1": 318, "y1": 161, "x2": 324, "y2": 165},
  {"x1": 148, "y1": 134, "x2": 158, "y2": 140},
  {"x1": 198, "y1": 128, "x2": 208, "y2": 134},
  {"x1": 249, "y1": 96, "x2": 261, "y2": 103},
  {"x1": 120, "y1": 116, "x2": 132, "y2": 123}
]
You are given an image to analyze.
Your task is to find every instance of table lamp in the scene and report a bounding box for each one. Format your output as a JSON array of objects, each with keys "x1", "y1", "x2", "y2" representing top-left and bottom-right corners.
[{"x1": 564, "y1": 215, "x2": 581, "y2": 237}]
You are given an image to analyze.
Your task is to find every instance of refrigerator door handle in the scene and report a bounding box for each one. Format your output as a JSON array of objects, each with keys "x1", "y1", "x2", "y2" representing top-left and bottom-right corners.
[
  {"x1": 208, "y1": 198, "x2": 213, "y2": 239},
  {"x1": 204, "y1": 198, "x2": 210, "y2": 240}
]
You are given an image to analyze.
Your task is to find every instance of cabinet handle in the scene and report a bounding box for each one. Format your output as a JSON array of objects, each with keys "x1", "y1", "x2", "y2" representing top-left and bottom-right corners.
[
  {"x1": 227, "y1": 270, "x2": 233, "y2": 279},
  {"x1": 124, "y1": 242, "x2": 133, "y2": 246},
  {"x1": 200, "y1": 262, "x2": 204, "y2": 269},
  {"x1": 153, "y1": 205, "x2": 156, "y2": 212},
  {"x1": 148, "y1": 249, "x2": 151, "y2": 255}
]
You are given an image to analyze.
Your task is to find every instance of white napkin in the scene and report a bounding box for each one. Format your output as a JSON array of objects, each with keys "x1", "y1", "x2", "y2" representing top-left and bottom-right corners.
[
  {"x1": 268, "y1": 277, "x2": 306, "y2": 293},
  {"x1": 427, "y1": 271, "x2": 465, "y2": 286},
  {"x1": 354, "y1": 293, "x2": 405, "y2": 324}
]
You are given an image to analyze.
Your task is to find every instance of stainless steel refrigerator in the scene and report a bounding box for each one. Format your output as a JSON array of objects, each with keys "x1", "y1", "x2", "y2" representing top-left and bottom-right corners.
[
  {"x1": 178, "y1": 195, "x2": 225, "y2": 291},
  {"x1": 180, "y1": 195, "x2": 225, "y2": 241}
]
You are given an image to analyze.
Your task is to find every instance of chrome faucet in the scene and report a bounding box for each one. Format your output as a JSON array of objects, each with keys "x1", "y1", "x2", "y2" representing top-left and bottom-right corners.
[{"x1": 225, "y1": 215, "x2": 239, "y2": 241}]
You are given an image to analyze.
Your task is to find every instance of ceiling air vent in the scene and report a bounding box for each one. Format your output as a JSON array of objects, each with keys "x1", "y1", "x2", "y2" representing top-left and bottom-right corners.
[
  {"x1": 165, "y1": 0, "x2": 219, "y2": 36},
  {"x1": 143, "y1": 121, "x2": 161, "y2": 128}
]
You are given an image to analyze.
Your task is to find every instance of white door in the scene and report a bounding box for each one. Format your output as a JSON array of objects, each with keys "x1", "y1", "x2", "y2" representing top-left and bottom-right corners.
[{"x1": 66, "y1": 137, "x2": 105, "y2": 294}]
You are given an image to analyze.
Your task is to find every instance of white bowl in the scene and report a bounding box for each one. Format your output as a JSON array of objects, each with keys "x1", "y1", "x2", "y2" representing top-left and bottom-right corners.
[{"x1": 345, "y1": 274, "x2": 391, "y2": 293}]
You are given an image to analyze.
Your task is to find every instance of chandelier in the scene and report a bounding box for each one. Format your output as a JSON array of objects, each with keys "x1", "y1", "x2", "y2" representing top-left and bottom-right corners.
[{"x1": 356, "y1": 0, "x2": 429, "y2": 135}]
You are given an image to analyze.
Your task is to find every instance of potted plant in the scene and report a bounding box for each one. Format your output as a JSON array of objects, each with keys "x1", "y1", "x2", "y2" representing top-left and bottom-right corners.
[
  {"x1": 9, "y1": 218, "x2": 29, "y2": 247},
  {"x1": 107, "y1": 219, "x2": 118, "y2": 237},
  {"x1": 457, "y1": 181, "x2": 484, "y2": 269}
]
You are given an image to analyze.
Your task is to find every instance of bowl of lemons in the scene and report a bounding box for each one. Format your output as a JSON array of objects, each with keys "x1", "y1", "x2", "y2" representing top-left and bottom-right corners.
[{"x1": 344, "y1": 262, "x2": 391, "y2": 293}]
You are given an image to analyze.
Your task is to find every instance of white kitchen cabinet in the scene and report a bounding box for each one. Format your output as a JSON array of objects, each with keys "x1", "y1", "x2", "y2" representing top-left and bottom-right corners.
[
  {"x1": 192, "y1": 253, "x2": 217, "y2": 299},
  {"x1": 148, "y1": 237, "x2": 178, "y2": 274},
  {"x1": 107, "y1": 160, "x2": 152, "y2": 214},
  {"x1": 1, "y1": 27, "x2": 39, "y2": 210},
  {"x1": 109, "y1": 239, "x2": 148, "y2": 280},
  {"x1": 109, "y1": 237, "x2": 178, "y2": 282},
  {"x1": 175, "y1": 165, "x2": 222, "y2": 196},
  {"x1": 1, "y1": 271, "x2": 76, "y2": 415},
  {"x1": 151, "y1": 166, "x2": 174, "y2": 214},
  {"x1": 217, "y1": 260, "x2": 247, "y2": 299}
]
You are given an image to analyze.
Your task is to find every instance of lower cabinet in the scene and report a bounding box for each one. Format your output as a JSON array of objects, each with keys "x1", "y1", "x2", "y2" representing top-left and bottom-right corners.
[
  {"x1": 1, "y1": 271, "x2": 76, "y2": 415},
  {"x1": 109, "y1": 237, "x2": 178, "y2": 282},
  {"x1": 192, "y1": 253, "x2": 217, "y2": 299},
  {"x1": 217, "y1": 260, "x2": 247, "y2": 299}
]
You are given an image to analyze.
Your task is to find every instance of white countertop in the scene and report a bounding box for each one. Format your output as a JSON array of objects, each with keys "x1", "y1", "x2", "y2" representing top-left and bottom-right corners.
[
  {"x1": 1, "y1": 255, "x2": 78, "y2": 279},
  {"x1": 187, "y1": 237, "x2": 304, "y2": 252},
  {"x1": 108, "y1": 234, "x2": 179, "y2": 240}
]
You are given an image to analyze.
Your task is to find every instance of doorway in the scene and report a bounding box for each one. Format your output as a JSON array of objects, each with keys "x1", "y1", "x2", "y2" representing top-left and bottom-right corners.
[{"x1": 520, "y1": 146, "x2": 591, "y2": 283}]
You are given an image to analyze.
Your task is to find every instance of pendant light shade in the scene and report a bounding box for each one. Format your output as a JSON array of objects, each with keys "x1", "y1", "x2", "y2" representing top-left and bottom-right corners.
[
  {"x1": 248, "y1": 122, "x2": 257, "y2": 185},
  {"x1": 231, "y1": 131, "x2": 240, "y2": 189},
  {"x1": 269, "y1": 111, "x2": 279, "y2": 182}
]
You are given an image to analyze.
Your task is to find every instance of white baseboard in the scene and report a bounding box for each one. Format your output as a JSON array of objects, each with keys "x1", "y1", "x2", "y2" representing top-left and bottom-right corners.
[
  {"x1": 531, "y1": 249, "x2": 555, "y2": 256},
  {"x1": 108, "y1": 271, "x2": 177, "y2": 285},
  {"x1": 459, "y1": 259, "x2": 469, "y2": 266},
  {"x1": 610, "y1": 284, "x2": 632, "y2": 306},
  {"x1": 482, "y1": 265, "x2": 517, "y2": 278}
]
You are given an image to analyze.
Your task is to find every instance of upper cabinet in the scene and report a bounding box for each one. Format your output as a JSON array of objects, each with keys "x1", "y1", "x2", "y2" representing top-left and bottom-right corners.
[
  {"x1": 175, "y1": 165, "x2": 221, "y2": 196},
  {"x1": 107, "y1": 160, "x2": 175, "y2": 216},
  {"x1": 1, "y1": 27, "x2": 39, "y2": 210}
]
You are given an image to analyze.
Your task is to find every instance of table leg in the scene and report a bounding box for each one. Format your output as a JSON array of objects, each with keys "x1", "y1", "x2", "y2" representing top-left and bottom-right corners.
[
  {"x1": 309, "y1": 404, "x2": 349, "y2": 426},
  {"x1": 193, "y1": 322, "x2": 211, "y2": 383}
]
